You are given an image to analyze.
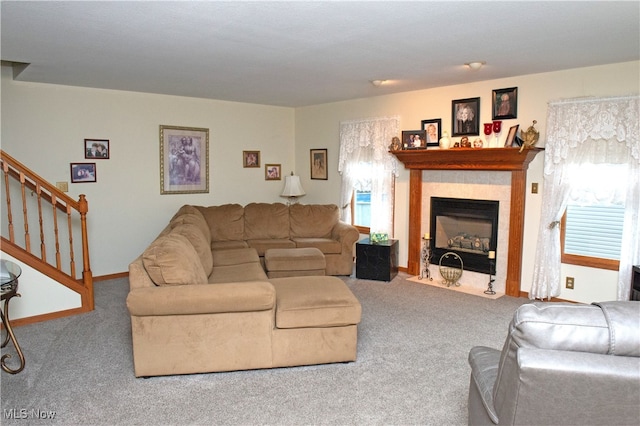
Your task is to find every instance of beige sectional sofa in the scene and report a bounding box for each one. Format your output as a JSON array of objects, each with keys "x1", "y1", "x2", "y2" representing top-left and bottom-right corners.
[
  {"x1": 195, "y1": 202, "x2": 358, "y2": 276},
  {"x1": 127, "y1": 203, "x2": 362, "y2": 377}
]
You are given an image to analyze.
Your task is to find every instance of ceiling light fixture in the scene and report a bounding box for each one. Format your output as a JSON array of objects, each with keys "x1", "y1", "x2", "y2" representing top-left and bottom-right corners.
[
  {"x1": 371, "y1": 79, "x2": 387, "y2": 87},
  {"x1": 465, "y1": 61, "x2": 485, "y2": 71}
]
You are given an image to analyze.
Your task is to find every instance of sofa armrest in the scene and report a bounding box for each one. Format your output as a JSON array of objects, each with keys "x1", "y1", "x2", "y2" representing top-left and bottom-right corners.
[
  {"x1": 126, "y1": 281, "x2": 275, "y2": 317},
  {"x1": 331, "y1": 221, "x2": 359, "y2": 252},
  {"x1": 468, "y1": 346, "x2": 501, "y2": 424}
]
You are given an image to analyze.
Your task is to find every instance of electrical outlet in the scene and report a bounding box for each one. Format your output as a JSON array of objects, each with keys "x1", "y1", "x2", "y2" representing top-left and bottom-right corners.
[
  {"x1": 531, "y1": 182, "x2": 539, "y2": 194},
  {"x1": 566, "y1": 276, "x2": 575, "y2": 289},
  {"x1": 56, "y1": 181, "x2": 69, "y2": 192}
]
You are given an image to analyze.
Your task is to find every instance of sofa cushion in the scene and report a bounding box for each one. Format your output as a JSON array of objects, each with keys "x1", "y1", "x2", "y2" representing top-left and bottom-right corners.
[
  {"x1": 170, "y1": 204, "x2": 205, "y2": 222},
  {"x1": 212, "y1": 248, "x2": 260, "y2": 267},
  {"x1": 244, "y1": 202, "x2": 290, "y2": 240},
  {"x1": 211, "y1": 240, "x2": 249, "y2": 251},
  {"x1": 170, "y1": 224, "x2": 213, "y2": 276},
  {"x1": 270, "y1": 276, "x2": 361, "y2": 328},
  {"x1": 290, "y1": 204, "x2": 338, "y2": 238},
  {"x1": 169, "y1": 212, "x2": 211, "y2": 243},
  {"x1": 292, "y1": 238, "x2": 342, "y2": 254},
  {"x1": 247, "y1": 239, "x2": 296, "y2": 256},
  {"x1": 197, "y1": 204, "x2": 245, "y2": 242},
  {"x1": 142, "y1": 233, "x2": 208, "y2": 286},
  {"x1": 208, "y1": 262, "x2": 268, "y2": 284},
  {"x1": 265, "y1": 248, "x2": 326, "y2": 272}
]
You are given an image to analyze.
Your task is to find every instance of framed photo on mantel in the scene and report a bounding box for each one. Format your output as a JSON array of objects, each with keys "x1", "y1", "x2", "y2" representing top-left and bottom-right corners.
[
  {"x1": 421, "y1": 119, "x2": 441, "y2": 147},
  {"x1": 401, "y1": 130, "x2": 427, "y2": 149}
]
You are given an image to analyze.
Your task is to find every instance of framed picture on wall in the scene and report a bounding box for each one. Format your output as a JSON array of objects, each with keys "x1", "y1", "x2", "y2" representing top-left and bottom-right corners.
[
  {"x1": 451, "y1": 97, "x2": 480, "y2": 136},
  {"x1": 243, "y1": 150, "x2": 260, "y2": 168},
  {"x1": 310, "y1": 148, "x2": 328, "y2": 180},
  {"x1": 421, "y1": 119, "x2": 442, "y2": 147},
  {"x1": 70, "y1": 163, "x2": 97, "y2": 183},
  {"x1": 265, "y1": 164, "x2": 281, "y2": 180},
  {"x1": 84, "y1": 139, "x2": 109, "y2": 159},
  {"x1": 492, "y1": 87, "x2": 518, "y2": 120},
  {"x1": 159, "y1": 125, "x2": 209, "y2": 194}
]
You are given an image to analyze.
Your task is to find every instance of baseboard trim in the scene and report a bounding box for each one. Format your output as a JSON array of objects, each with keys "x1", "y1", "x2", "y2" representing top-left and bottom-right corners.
[{"x1": 94, "y1": 271, "x2": 128, "y2": 282}]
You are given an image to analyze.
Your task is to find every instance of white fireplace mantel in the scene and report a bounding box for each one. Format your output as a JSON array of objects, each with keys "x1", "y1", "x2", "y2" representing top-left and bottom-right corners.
[{"x1": 391, "y1": 147, "x2": 544, "y2": 297}]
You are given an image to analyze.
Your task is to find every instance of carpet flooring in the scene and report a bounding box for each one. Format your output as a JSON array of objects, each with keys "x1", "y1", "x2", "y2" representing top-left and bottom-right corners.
[{"x1": 1, "y1": 272, "x2": 528, "y2": 425}]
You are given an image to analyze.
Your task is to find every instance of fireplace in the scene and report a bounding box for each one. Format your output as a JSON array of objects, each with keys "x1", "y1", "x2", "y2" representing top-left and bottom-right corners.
[
  {"x1": 391, "y1": 148, "x2": 543, "y2": 296},
  {"x1": 430, "y1": 197, "x2": 499, "y2": 274}
]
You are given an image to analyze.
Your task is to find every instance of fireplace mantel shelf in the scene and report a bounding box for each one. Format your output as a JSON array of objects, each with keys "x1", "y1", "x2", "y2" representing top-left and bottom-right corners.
[
  {"x1": 393, "y1": 147, "x2": 544, "y2": 298},
  {"x1": 390, "y1": 147, "x2": 544, "y2": 171}
]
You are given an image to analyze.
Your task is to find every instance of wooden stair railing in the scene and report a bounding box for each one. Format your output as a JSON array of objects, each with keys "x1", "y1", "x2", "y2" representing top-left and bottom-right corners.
[{"x1": 0, "y1": 150, "x2": 93, "y2": 319}]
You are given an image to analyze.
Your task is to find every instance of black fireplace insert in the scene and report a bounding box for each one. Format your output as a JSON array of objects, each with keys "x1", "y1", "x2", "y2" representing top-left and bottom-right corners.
[{"x1": 430, "y1": 197, "x2": 499, "y2": 274}]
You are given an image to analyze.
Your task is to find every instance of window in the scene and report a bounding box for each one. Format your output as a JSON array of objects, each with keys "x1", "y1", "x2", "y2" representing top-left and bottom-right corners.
[
  {"x1": 348, "y1": 161, "x2": 372, "y2": 233},
  {"x1": 352, "y1": 189, "x2": 371, "y2": 232},
  {"x1": 561, "y1": 204, "x2": 624, "y2": 270},
  {"x1": 560, "y1": 163, "x2": 626, "y2": 271},
  {"x1": 339, "y1": 116, "x2": 399, "y2": 237}
]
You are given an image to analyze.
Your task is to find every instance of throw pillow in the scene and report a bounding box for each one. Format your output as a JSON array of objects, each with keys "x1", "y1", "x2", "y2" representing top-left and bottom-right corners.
[
  {"x1": 170, "y1": 224, "x2": 214, "y2": 276},
  {"x1": 170, "y1": 212, "x2": 211, "y2": 243},
  {"x1": 142, "y1": 233, "x2": 208, "y2": 286}
]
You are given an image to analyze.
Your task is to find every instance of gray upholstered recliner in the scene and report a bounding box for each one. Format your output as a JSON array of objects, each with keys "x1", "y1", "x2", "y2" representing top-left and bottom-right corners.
[{"x1": 468, "y1": 301, "x2": 640, "y2": 425}]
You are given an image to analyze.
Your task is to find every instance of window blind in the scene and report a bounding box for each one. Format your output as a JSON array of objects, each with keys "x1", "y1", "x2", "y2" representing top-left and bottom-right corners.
[{"x1": 564, "y1": 204, "x2": 624, "y2": 260}]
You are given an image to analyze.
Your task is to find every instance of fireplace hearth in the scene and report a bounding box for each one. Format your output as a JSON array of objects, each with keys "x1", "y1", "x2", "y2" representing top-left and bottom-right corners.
[{"x1": 430, "y1": 197, "x2": 499, "y2": 274}]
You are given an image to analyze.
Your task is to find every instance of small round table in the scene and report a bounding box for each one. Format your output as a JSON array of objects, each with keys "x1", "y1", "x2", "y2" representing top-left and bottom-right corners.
[{"x1": 1, "y1": 259, "x2": 25, "y2": 374}]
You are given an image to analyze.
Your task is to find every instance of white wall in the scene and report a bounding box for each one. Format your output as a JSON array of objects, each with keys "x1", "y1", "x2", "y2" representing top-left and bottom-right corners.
[
  {"x1": 295, "y1": 61, "x2": 640, "y2": 303},
  {"x1": 0, "y1": 253, "x2": 81, "y2": 320},
  {"x1": 1, "y1": 65, "x2": 295, "y2": 278},
  {"x1": 2, "y1": 61, "x2": 638, "y2": 305}
]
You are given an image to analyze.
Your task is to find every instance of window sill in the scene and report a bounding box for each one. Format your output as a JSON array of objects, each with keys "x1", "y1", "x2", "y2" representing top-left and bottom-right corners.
[{"x1": 561, "y1": 253, "x2": 619, "y2": 271}]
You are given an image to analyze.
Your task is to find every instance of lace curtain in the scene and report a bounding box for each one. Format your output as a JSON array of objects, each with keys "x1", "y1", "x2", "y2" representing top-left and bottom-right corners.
[
  {"x1": 531, "y1": 96, "x2": 640, "y2": 300},
  {"x1": 338, "y1": 116, "x2": 400, "y2": 235}
]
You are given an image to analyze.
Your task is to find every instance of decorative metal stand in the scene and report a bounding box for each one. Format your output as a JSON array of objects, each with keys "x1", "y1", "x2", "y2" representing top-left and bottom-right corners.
[
  {"x1": 439, "y1": 252, "x2": 463, "y2": 287},
  {"x1": 1, "y1": 260, "x2": 25, "y2": 374},
  {"x1": 420, "y1": 236, "x2": 433, "y2": 281},
  {"x1": 485, "y1": 258, "x2": 496, "y2": 295}
]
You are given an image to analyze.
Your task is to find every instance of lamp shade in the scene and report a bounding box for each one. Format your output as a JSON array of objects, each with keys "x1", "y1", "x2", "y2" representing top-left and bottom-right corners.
[{"x1": 281, "y1": 175, "x2": 306, "y2": 197}]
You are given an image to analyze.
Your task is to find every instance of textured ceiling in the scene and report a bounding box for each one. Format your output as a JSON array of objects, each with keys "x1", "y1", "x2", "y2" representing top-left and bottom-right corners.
[{"x1": 2, "y1": 1, "x2": 639, "y2": 107}]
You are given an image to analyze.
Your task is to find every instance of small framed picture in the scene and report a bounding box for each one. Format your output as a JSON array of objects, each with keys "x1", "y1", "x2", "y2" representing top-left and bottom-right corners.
[
  {"x1": 421, "y1": 119, "x2": 442, "y2": 147},
  {"x1": 159, "y1": 125, "x2": 209, "y2": 194},
  {"x1": 401, "y1": 130, "x2": 427, "y2": 149},
  {"x1": 70, "y1": 163, "x2": 97, "y2": 183},
  {"x1": 243, "y1": 150, "x2": 260, "y2": 168},
  {"x1": 505, "y1": 125, "x2": 520, "y2": 147},
  {"x1": 310, "y1": 149, "x2": 328, "y2": 180},
  {"x1": 452, "y1": 97, "x2": 480, "y2": 136},
  {"x1": 84, "y1": 139, "x2": 109, "y2": 159},
  {"x1": 492, "y1": 87, "x2": 518, "y2": 120},
  {"x1": 265, "y1": 164, "x2": 281, "y2": 180}
]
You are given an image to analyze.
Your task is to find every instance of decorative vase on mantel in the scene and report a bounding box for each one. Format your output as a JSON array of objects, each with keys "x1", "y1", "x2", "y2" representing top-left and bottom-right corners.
[{"x1": 439, "y1": 131, "x2": 451, "y2": 149}]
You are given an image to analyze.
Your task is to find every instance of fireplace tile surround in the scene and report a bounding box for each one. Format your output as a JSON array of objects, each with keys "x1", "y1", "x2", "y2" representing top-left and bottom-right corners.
[
  {"x1": 422, "y1": 171, "x2": 511, "y2": 294},
  {"x1": 391, "y1": 147, "x2": 544, "y2": 297}
]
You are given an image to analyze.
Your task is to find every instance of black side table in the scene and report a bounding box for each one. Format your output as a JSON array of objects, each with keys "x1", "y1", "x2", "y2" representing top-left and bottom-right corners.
[
  {"x1": 1, "y1": 259, "x2": 25, "y2": 374},
  {"x1": 632, "y1": 265, "x2": 640, "y2": 301},
  {"x1": 356, "y1": 238, "x2": 398, "y2": 281}
]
